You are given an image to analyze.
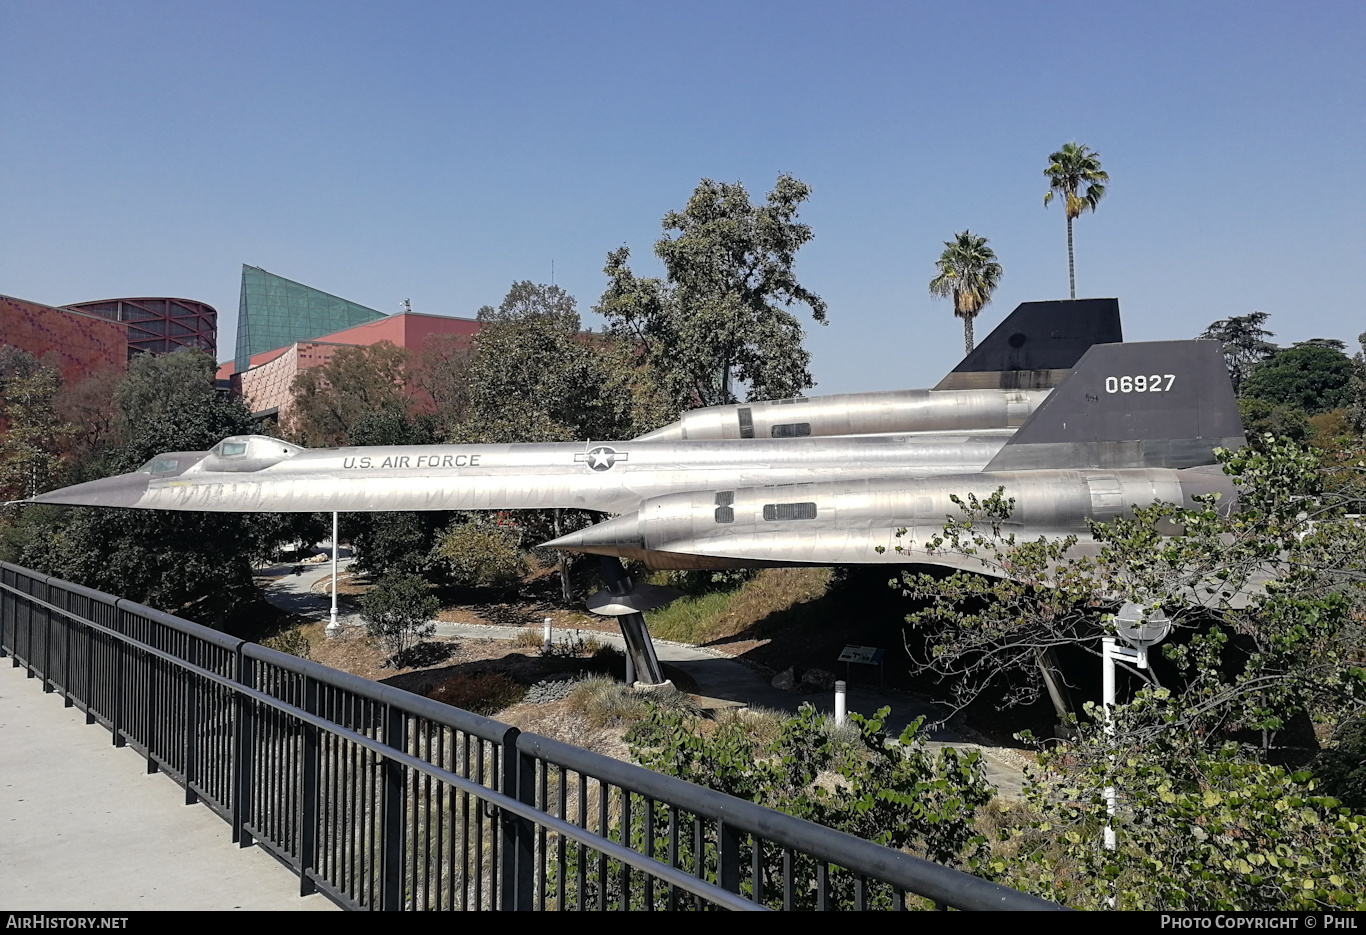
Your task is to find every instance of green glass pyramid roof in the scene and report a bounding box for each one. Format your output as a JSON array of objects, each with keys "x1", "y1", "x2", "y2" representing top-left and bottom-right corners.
[{"x1": 234, "y1": 265, "x2": 386, "y2": 373}]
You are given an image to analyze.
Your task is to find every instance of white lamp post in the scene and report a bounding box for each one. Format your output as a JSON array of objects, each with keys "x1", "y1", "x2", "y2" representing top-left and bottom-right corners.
[
  {"x1": 1102, "y1": 602, "x2": 1171, "y2": 851},
  {"x1": 325, "y1": 511, "x2": 341, "y2": 637}
]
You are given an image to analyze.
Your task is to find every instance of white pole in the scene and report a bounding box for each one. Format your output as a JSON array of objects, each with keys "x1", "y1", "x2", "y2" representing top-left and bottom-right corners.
[
  {"x1": 543, "y1": 616, "x2": 553, "y2": 651},
  {"x1": 1102, "y1": 637, "x2": 1117, "y2": 853},
  {"x1": 326, "y1": 511, "x2": 340, "y2": 636},
  {"x1": 834, "y1": 680, "x2": 847, "y2": 726}
]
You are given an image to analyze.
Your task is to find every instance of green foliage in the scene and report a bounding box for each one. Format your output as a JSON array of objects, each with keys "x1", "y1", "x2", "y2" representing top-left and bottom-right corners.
[
  {"x1": 1312, "y1": 716, "x2": 1366, "y2": 812},
  {"x1": 1043, "y1": 141, "x2": 1109, "y2": 220},
  {"x1": 288, "y1": 341, "x2": 410, "y2": 446},
  {"x1": 1240, "y1": 342, "x2": 1356, "y2": 415},
  {"x1": 928, "y1": 230, "x2": 1003, "y2": 354},
  {"x1": 360, "y1": 572, "x2": 440, "y2": 660},
  {"x1": 340, "y1": 412, "x2": 451, "y2": 576},
  {"x1": 898, "y1": 439, "x2": 1366, "y2": 736},
  {"x1": 1238, "y1": 397, "x2": 1309, "y2": 442},
  {"x1": 1043, "y1": 142, "x2": 1108, "y2": 297},
  {"x1": 894, "y1": 437, "x2": 1366, "y2": 908},
  {"x1": 262, "y1": 627, "x2": 312, "y2": 659},
  {"x1": 596, "y1": 175, "x2": 827, "y2": 409},
  {"x1": 547, "y1": 700, "x2": 991, "y2": 910},
  {"x1": 628, "y1": 702, "x2": 994, "y2": 869},
  {"x1": 0, "y1": 348, "x2": 74, "y2": 499},
  {"x1": 434, "y1": 519, "x2": 524, "y2": 589},
  {"x1": 1344, "y1": 332, "x2": 1366, "y2": 433},
  {"x1": 21, "y1": 506, "x2": 261, "y2": 624},
  {"x1": 1200, "y1": 311, "x2": 1278, "y2": 394},
  {"x1": 999, "y1": 734, "x2": 1366, "y2": 910},
  {"x1": 453, "y1": 282, "x2": 655, "y2": 443},
  {"x1": 14, "y1": 350, "x2": 297, "y2": 626}
]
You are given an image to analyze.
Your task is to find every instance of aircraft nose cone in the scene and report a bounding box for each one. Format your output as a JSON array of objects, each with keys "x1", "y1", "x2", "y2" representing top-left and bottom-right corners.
[
  {"x1": 25, "y1": 472, "x2": 151, "y2": 509},
  {"x1": 541, "y1": 513, "x2": 643, "y2": 554}
]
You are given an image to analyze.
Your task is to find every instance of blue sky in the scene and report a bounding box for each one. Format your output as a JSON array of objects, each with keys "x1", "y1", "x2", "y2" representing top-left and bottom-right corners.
[{"x1": 2, "y1": 1, "x2": 1362, "y2": 393}]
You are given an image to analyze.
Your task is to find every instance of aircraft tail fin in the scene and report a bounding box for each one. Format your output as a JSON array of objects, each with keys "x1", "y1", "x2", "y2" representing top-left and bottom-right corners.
[
  {"x1": 983, "y1": 339, "x2": 1244, "y2": 471},
  {"x1": 935, "y1": 298, "x2": 1123, "y2": 390}
]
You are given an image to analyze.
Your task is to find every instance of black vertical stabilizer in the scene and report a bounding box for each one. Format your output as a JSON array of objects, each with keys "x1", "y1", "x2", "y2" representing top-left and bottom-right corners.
[
  {"x1": 983, "y1": 340, "x2": 1245, "y2": 471},
  {"x1": 935, "y1": 298, "x2": 1123, "y2": 390}
]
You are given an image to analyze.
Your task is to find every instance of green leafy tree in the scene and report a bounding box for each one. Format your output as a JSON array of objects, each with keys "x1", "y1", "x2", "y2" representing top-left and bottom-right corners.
[
  {"x1": 451, "y1": 282, "x2": 666, "y2": 599},
  {"x1": 0, "y1": 348, "x2": 74, "y2": 499},
  {"x1": 928, "y1": 231, "x2": 1004, "y2": 354},
  {"x1": 1238, "y1": 397, "x2": 1310, "y2": 443},
  {"x1": 18, "y1": 350, "x2": 315, "y2": 626},
  {"x1": 453, "y1": 282, "x2": 657, "y2": 444},
  {"x1": 1347, "y1": 332, "x2": 1366, "y2": 432},
  {"x1": 434, "y1": 518, "x2": 524, "y2": 589},
  {"x1": 1199, "y1": 312, "x2": 1278, "y2": 394},
  {"x1": 406, "y1": 332, "x2": 473, "y2": 437},
  {"x1": 597, "y1": 175, "x2": 827, "y2": 409},
  {"x1": 288, "y1": 341, "x2": 410, "y2": 446},
  {"x1": 360, "y1": 572, "x2": 440, "y2": 661},
  {"x1": 891, "y1": 438, "x2": 1366, "y2": 908},
  {"x1": 339, "y1": 411, "x2": 451, "y2": 576},
  {"x1": 1043, "y1": 142, "x2": 1109, "y2": 299},
  {"x1": 1240, "y1": 342, "x2": 1356, "y2": 415}
]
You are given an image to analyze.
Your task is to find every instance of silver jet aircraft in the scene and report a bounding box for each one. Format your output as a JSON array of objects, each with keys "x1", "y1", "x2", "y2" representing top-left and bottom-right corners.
[
  {"x1": 636, "y1": 297, "x2": 1122, "y2": 441},
  {"x1": 25, "y1": 334, "x2": 1243, "y2": 686}
]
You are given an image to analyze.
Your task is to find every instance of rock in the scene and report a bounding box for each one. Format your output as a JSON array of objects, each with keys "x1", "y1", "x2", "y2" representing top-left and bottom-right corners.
[
  {"x1": 800, "y1": 668, "x2": 836, "y2": 692},
  {"x1": 771, "y1": 667, "x2": 797, "y2": 691}
]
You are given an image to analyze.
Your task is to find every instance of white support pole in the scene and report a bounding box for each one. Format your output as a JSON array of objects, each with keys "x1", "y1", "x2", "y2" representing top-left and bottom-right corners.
[
  {"x1": 326, "y1": 511, "x2": 340, "y2": 637},
  {"x1": 543, "y1": 616, "x2": 553, "y2": 652},
  {"x1": 834, "y1": 680, "x2": 848, "y2": 726},
  {"x1": 1102, "y1": 637, "x2": 1117, "y2": 852}
]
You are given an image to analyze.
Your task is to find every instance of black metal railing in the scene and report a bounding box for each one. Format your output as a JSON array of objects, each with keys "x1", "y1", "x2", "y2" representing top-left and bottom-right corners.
[{"x1": 0, "y1": 560, "x2": 1062, "y2": 911}]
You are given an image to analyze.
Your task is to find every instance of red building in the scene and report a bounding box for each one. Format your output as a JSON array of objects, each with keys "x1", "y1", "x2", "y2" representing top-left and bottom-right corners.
[
  {"x1": 64, "y1": 297, "x2": 217, "y2": 359},
  {"x1": 0, "y1": 294, "x2": 128, "y2": 382},
  {"x1": 215, "y1": 310, "x2": 482, "y2": 421}
]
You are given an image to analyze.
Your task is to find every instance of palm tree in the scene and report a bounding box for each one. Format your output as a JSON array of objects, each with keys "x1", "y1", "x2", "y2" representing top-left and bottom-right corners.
[
  {"x1": 929, "y1": 231, "x2": 1003, "y2": 354},
  {"x1": 1043, "y1": 142, "x2": 1109, "y2": 299}
]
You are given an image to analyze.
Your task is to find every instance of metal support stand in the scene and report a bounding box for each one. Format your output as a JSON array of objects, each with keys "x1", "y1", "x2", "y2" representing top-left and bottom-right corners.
[{"x1": 591, "y1": 557, "x2": 672, "y2": 688}]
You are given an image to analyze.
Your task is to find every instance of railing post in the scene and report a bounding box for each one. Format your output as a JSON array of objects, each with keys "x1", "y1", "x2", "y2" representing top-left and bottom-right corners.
[
  {"x1": 111, "y1": 610, "x2": 126, "y2": 748},
  {"x1": 24, "y1": 589, "x2": 35, "y2": 677},
  {"x1": 84, "y1": 614, "x2": 96, "y2": 724},
  {"x1": 41, "y1": 589, "x2": 53, "y2": 693},
  {"x1": 298, "y1": 675, "x2": 319, "y2": 897},
  {"x1": 183, "y1": 638, "x2": 199, "y2": 806},
  {"x1": 718, "y1": 819, "x2": 742, "y2": 896},
  {"x1": 145, "y1": 622, "x2": 159, "y2": 774},
  {"x1": 232, "y1": 648, "x2": 255, "y2": 847},
  {"x1": 380, "y1": 702, "x2": 407, "y2": 911},
  {"x1": 62, "y1": 603, "x2": 73, "y2": 707},
  {"x1": 0, "y1": 566, "x2": 7, "y2": 659},
  {"x1": 498, "y1": 727, "x2": 534, "y2": 911}
]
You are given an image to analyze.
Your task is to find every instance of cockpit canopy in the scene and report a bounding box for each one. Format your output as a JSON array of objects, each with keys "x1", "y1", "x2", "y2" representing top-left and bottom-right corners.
[
  {"x1": 135, "y1": 453, "x2": 199, "y2": 476},
  {"x1": 199, "y1": 435, "x2": 305, "y2": 473}
]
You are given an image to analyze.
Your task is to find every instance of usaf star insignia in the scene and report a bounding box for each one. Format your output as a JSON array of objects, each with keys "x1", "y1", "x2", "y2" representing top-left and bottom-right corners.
[{"x1": 575, "y1": 446, "x2": 628, "y2": 472}]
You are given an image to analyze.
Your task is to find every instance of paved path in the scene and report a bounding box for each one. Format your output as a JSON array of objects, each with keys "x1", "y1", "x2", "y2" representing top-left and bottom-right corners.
[
  {"x1": 0, "y1": 659, "x2": 336, "y2": 911},
  {"x1": 263, "y1": 563, "x2": 1027, "y2": 796}
]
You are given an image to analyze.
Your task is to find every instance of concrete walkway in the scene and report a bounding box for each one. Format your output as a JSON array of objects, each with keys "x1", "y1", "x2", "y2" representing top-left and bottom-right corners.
[
  {"x1": 263, "y1": 562, "x2": 1027, "y2": 797},
  {"x1": 0, "y1": 659, "x2": 336, "y2": 911}
]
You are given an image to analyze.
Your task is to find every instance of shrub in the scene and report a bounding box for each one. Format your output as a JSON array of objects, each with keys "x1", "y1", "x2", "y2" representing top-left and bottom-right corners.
[
  {"x1": 435, "y1": 520, "x2": 524, "y2": 589},
  {"x1": 626, "y1": 702, "x2": 993, "y2": 873},
  {"x1": 360, "y1": 572, "x2": 440, "y2": 660},
  {"x1": 511, "y1": 627, "x2": 545, "y2": 648},
  {"x1": 261, "y1": 627, "x2": 311, "y2": 659}
]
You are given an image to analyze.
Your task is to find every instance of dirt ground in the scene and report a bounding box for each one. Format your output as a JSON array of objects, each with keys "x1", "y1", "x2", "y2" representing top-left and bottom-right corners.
[{"x1": 287, "y1": 561, "x2": 1058, "y2": 748}]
